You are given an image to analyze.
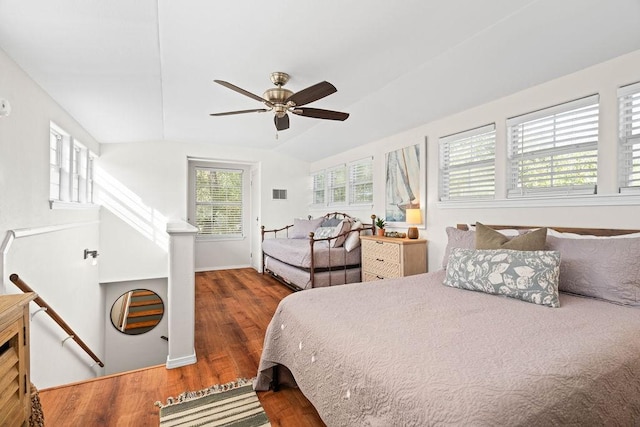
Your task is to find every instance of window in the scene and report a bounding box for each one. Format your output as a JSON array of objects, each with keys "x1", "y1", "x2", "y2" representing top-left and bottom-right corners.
[
  {"x1": 49, "y1": 128, "x2": 62, "y2": 200},
  {"x1": 327, "y1": 166, "x2": 347, "y2": 205},
  {"x1": 49, "y1": 123, "x2": 96, "y2": 206},
  {"x1": 348, "y1": 157, "x2": 373, "y2": 205},
  {"x1": 312, "y1": 171, "x2": 325, "y2": 205},
  {"x1": 194, "y1": 167, "x2": 243, "y2": 238},
  {"x1": 507, "y1": 95, "x2": 599, "y2": 197},
  {"x1": 439, "y1": 124, "x2": 496, "y2": 200},
  {"x1": 311, "y1": 158, "x2": 373, "y2": 207},
  {"x1": 618, "y1": 82, "x2": 640, "y2": 192}
]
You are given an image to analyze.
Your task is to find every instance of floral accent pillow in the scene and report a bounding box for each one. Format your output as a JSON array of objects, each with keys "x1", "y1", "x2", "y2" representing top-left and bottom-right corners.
[
  {"x1": 444, "y1": 248, "x2": 561, "y2": 308},
  {"x1": 314, "y1": 219, "x2": 352, "y2": 248}
]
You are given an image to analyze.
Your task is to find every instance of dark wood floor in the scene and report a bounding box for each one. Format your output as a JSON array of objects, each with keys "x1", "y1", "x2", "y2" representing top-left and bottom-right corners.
[{"x1": 38, "y1": 268, "x2": 326, "y2": 426}]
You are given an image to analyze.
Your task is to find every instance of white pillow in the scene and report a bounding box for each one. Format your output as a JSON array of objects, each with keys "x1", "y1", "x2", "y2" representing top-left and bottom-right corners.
[
  {"x1": 344, "y1": 221, "x2": 363, "y2": 252},
  {"x1": 290, "y1": 217, "x2": 323, "y2": 238}
]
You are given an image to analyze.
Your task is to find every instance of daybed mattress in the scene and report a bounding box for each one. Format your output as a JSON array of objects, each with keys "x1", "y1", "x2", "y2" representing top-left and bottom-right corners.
[
  {"x1": 265, "y1": 256, "x2": 361, "y2": 290},
  {"x1": 262, "y1": 238, "x2": 361, "y2": 269},
  {"x1": 255, "y1": 270, "x2": 640, "y2": 425}
]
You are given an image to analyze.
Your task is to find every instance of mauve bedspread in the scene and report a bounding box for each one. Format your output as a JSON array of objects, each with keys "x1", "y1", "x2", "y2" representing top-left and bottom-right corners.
[
  {"x1": 262, "y1": 238, "x2": 361, "y2": 269},
  {"x1": 255, "y1": 270, "x2": 640, "y2": 426}
]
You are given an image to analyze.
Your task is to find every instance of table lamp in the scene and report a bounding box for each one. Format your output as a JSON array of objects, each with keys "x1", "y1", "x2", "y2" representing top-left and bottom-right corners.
[{"x1": 406, "y1": 208, "x2": 421, "y2": 239}]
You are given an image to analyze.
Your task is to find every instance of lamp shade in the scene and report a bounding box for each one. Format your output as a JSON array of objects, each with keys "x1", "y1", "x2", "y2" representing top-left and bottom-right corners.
[{"x1": 406, "y1": 208, "x2": 421, "y2": 225}]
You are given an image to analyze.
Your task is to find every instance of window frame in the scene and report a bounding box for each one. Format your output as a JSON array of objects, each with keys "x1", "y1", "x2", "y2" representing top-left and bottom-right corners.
[
  {"x1": 49, "y1": 123, "x2": 97, "y2": 209},
  {"x1": 506, "y1": 95, "x2": 599, "y2": 198},
  {"x1": 618, "y1": 81, "x2": 640, "y2": 193},
  {"x1": 193, "y1": 166, "x2": 245, "y2": 240},
  {"x1": 439, "y1": 123, "x2": 496, "y2": 201},
  {"x1": 311, "y1": 170, "x2": 326, "y2": 206},
  {"x1": 348, "y1": 157, "x2": 373, "y2": 206},
  {"x1": 311, "y1": 158, "x2": 374, "y2": 208},
  {"x1": 326, "y1": 165, "x2": 347, "y2": 206}
]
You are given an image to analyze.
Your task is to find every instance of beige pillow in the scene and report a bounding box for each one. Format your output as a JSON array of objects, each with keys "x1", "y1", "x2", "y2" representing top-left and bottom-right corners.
[{"x1": 475, "y1": 222, "x2": 547, "y2": 251}]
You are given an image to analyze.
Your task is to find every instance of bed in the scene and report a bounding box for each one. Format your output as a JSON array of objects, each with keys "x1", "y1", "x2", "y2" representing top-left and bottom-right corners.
[
  {"x1": 261, "y1": 212, "x2": 375, "y2": 291},
  {"x1": 255, "y1": 224, "x2": 640, "y2": 425}
]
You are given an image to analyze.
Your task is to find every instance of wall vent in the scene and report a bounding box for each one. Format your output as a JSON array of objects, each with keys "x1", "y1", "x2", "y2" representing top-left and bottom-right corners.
[{"x1": 272, "y1": 189, "x2": 287, "y2": 200}]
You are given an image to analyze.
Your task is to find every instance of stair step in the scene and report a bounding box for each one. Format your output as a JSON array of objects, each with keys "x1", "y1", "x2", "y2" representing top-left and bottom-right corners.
[
  {"x1": 128, "y1": 299, "x2": 162, "y2": 308},
  {"x1": 125, "y1": 320, "x2": 162, "y2": 330},
  {"x1": 126, "y1": 308, "x2": 163, "y2": 318}
]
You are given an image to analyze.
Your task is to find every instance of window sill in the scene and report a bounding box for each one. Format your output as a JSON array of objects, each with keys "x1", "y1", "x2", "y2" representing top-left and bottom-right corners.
[
  {"x1": 437, "y1": 194, "x2": 640, "y2": 209},
  {"x1": 196, "y1": 236, "x2": 245, "y2": 242},
  {"x1": 50, "y1": 200, "x2": 100, "y2": 210}
]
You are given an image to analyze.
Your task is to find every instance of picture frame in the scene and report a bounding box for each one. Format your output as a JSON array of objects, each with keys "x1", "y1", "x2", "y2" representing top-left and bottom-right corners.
[{"x1": 384, "y1": 139, "x2": 426, "y2": 226}]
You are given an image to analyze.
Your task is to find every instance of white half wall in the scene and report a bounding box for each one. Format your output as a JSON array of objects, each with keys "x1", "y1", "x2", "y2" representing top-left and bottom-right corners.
[{"x1": 310, "y1": 49, "x2": 640, "y2": 271}]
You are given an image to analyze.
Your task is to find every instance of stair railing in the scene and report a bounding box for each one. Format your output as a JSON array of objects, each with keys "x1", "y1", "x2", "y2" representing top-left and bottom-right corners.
[{"x1": 9, "y1": 273, "x2": 105, "y2": 368}]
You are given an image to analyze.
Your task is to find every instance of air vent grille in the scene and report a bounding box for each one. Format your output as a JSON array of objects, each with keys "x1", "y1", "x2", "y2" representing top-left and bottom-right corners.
[{"x1": 272, "y1": 189, "x2": 287, "y2": 200}]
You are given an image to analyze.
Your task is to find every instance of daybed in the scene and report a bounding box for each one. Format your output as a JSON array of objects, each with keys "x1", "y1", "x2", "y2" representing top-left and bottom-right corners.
[
  {"x1": 261, "y1": 212, "x2": 375, "y2": 291},
  {"x1": 255, "y1": 223, "x2": 640, "y2": 425}
]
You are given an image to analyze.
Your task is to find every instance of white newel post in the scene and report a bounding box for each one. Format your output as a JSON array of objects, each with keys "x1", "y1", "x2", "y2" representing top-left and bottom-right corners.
[{"x1": 166, "y1": 220, "x2": 199, "y2": 369}]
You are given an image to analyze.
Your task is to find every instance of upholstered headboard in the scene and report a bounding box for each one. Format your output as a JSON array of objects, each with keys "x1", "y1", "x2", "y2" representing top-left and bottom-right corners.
[{"x1": 456, "y1": 224, "x2": 640, "y2": 237}]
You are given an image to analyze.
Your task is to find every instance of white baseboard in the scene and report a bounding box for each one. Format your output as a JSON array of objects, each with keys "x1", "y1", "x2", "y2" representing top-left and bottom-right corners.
[
  {"x1": 195, "y1": 264, "x2": 252, "y2": 272},
  {"x1": 166, "y1": 352, "x2": 197, "y2": 369}
]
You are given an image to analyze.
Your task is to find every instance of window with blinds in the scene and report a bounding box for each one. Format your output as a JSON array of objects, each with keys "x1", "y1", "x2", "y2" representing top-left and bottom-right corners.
[
  {"x1": 507, "y1": 95, "x2": 599, "y2": 197},
  {"x1": 49, "y1": 123, "x2": 96, "y2": 205},
  {"x1": 312, "y1": 171, "x2": 325, "y2": 205},
  {"x1": 327, "y1": 166, "x2": 347, "y2": 205},
  {"x1": 439, "y1": 124, "x2": 496, "y2": 201},
  {"x1": 49, "y1": 128, "x2": 62, "y2": 200},
  {"x1": 195, "y1": 167, "x2": 243, "y2": 238},
  {"x1": 348, "y1": 158, "x2": 373, "y2": 204},
  {"x1": 618, "y1": 82, "x2": 640, "y2": 193}
]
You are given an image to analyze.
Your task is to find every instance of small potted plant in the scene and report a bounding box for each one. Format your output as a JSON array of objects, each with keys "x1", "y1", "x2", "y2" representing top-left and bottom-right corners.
[{"x1": 375, "y1": 217, "x2": 386, "y2": 236}]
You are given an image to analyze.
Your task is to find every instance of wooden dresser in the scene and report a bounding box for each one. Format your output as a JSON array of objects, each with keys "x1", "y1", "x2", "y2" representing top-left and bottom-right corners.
[
  {"x1": 0, "y1": 292, "x2": 36, "y2": 427},
  {"x1": 361, "y1": 235, "x2": 427, "y2": 281}
]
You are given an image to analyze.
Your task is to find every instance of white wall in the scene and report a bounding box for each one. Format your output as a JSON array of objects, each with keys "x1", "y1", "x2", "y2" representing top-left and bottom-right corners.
[
  {"x1": 311, "y1": 49, "x2": 640, "y2": 271},
  {"x1": 0, "y1": 47, "x2": 104, "y2": 388},
  {"x1": 97, "y1": 140, "x2": 310, "y2": 281}
]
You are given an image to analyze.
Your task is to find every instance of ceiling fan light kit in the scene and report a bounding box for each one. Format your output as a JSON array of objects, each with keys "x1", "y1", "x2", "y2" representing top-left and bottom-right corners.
[{"x1": 210, "y1": 72, "x2": 349, "y2": 131}]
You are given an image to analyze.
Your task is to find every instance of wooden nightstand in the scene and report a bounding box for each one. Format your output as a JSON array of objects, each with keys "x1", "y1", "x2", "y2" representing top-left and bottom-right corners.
[{"x1": 360, "y1": 235, "x2": 427, "y2": 281}]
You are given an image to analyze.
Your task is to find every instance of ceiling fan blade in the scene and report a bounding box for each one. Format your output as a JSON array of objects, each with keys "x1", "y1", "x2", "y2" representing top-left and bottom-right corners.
[
  {"x1": 292, "y1": 107, "x2": 349, "y2": 121},
  {"x1": 285, "y1": 81, "x2": 337, "y2": 106},
  {"x1": 210, "y1": 108, "x2": 269, "y2": 116},
  {"x1": 274, "y1": 114, "x2": 290, "y2": 131},
  {"x1": 214, "y1": 80, "x2": 274, "y2": 106}
]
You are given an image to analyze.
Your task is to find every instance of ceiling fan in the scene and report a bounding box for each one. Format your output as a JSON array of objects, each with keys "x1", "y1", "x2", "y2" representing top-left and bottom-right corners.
[{"x1": 210, "y1": 72, "x2": 349, "y2": 131}]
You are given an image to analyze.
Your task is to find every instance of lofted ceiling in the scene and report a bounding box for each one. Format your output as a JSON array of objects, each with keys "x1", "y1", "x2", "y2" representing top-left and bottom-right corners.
[{"x1": 1, "y1": 0, "x2": 640, "y2": 162}]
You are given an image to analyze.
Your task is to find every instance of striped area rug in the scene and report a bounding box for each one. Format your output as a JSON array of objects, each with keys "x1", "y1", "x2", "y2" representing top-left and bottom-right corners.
[{"x1": 155, "y1": 378, "x2": 270, "y2": 427}]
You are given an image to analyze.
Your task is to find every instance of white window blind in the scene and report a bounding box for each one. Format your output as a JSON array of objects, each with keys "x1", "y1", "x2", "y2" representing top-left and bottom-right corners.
[
  {"x1": 312, "y1": 171, "x2": 326, "y2": 205},
  {"x1": 348, "y1": 158, "x2": 373, "y2": 205},
  {"x1": 327, "y1": 166, "x2": 347, "y2": 205},
  {"x1": 49, "y1": 122, "x2": 97, "y2": 206},
  {"x1": 507, "y1": 95, "x2": 599, "y2": 197},
  {"x1": 71, "y1": 145, "x2": 81, "y2": 202},
  {"x1": 195, "y1": 167, "x2": 243, "y2": 238},
  {"x1": 49, "y1": 129, "x2": 62, "y2": 200},
  {"x1": 439, "y1": 124, "x2": 496, "y2": 200},
  {"x1": 618, "y1": 82, "x2": 640, "y2": 192}
]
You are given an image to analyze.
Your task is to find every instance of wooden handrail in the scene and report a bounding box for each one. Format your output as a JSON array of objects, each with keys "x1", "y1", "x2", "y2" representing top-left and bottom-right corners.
[{"x1": 9, "y1": 273, "x2": 105, "y2": 368}]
